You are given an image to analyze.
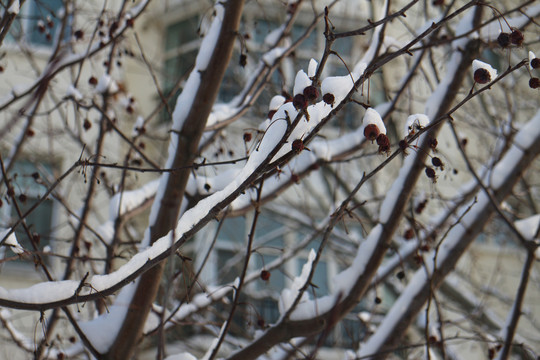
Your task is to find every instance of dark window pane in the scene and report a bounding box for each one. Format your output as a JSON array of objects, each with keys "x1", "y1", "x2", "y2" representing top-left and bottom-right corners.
[
  {"x1": 165, "y1": 17, "x2": 200, "y2": 51},
  {"x1": 216, "y1": 249, "x2": 244, "y2": 284},
  {"x1": 219, "y1": 216, "x2": 246, "y2": 243},
  {"x1": 11, "y1": 197, "x2": 53, "y2": 250},
  {"x1": 29, "y1": 0, "x2": 66, "y2": 45},
  {"x1": 292, "y1": 24, "x2": 318, "y2": 51}
]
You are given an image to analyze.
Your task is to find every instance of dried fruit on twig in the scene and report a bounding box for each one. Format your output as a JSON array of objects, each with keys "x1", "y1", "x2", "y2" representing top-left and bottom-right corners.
[
  {"x1": 364, "y1": 124, "x2": 380, "y2": 141},
  {"x1": 510, "y1": 28, "x2": 524, "y2": 46},
  {"x1": 260, "y1": 270, "x2": 271, "y2": 281},
  {"x1": 376, "y1": 133, "x2": 390, "y2": 153},
  {"x1": 303, "y1": 85, "x2": 319, "y2": 102},
  {"x1": 291, "y1": 139, "x2": 304, "y2": 153},
  {"x1": 292, "y1": 94, "x2": 307, "y2": 110},
  {"x1": 497, "y1": 32, "x2": 510, "y2": 48},
  {"x1": 323, "y1": 93, "x2": 335, "y2": 106}
]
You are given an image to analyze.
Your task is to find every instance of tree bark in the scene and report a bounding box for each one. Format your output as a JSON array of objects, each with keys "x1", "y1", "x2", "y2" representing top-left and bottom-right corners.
[{"x1": 103, "y1": 1, "x2": 245, "y2": 359}]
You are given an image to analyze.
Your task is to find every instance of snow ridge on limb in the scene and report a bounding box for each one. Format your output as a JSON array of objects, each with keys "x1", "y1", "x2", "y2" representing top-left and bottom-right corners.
[
  {"x1": 226, "y1": 4, "x2": 486, "y2": 359},
  {"x1": 358, "y1": 109, "x2": 540, "y2": 359}
]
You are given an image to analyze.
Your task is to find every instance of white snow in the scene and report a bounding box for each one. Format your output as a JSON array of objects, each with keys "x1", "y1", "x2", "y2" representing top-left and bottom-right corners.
[
  {"x1": 358, "y1": 268, "x2": 427, "y2": 358},
  {"x1": 96, "y1": 74, "x2": 119, "y2": 94},
  {"x1": 333, "y1": 224, "x2": 383, "y2": 297},
  {"x1": 293, "y1": 69, "x2": 311, "y2": 95},
  {"x1": 490, "y1": 110, "x2": 540, "y2": 189},
  {"x1": 472, "y1": 59, "x2": 498, "y2": 83},
  {"x1": 132, "y1": 116, "x2": 145, "y2": 137},
  {"x1": 404, "y1": 114, "x2": 430, "y2": 136},
  {"x1": 279, "y1": 249, "x2": 316, "y2": 315},
  {"x1": 109, "y1": 179, "x2": 160, "y2": 221},
  {"x1": 265, "y1": 24, "x2": 285, "y2": 47},
  {"x1": 362, "y1": 108, "x2": 386, "y2": 135},
  {"x1": 262, "y1": 47, "x2": 286, "y2": 65},
  {"x1": 79, "y1": 281, "x2": 138, "y2": 353},
  {"x1": 66, "y1": 84, "x2": 83, "y2": 101},
  {"x1": 529, "y1": 51, "x2": 537, "y2": 70},
  {"x1": 321, "y1": 74, "x2": 355, "y2": 107},
  {"x1": 269, "y1": 95, "x2": 286, "y2": 111},
  {"x1": 1, "y1": 229, "x2": 24, "y2": 255},
  {"x1": 0, "y1": 280, "x2": 80, "y2": 304},
  {"x1": 195, "y1": 5, "x2": 224, "y2": 71},
  {"x1": 514, "y1": 214, "x2": 540, "y2": 240},
  {"x1": 8, "y1": 0, "x2": 19, "y2": 14},
  {"x1": 512, "y1": 110, "x2": 540, "y2": 149},
  {"x1": 307, "y1": 58, "x2": 318, "y2": 78}
]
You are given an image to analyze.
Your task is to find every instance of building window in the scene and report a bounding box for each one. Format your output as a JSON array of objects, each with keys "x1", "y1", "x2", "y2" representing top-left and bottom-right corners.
[
  {"x1": 1, "y1": 160, "x2": 55, "y2": 261},
  {"x1": 195, "y1": 211, "x2": 367, "y2": 346},
  {"x1": 8, "y1": 0, "x2": 69, "y2": 46}
]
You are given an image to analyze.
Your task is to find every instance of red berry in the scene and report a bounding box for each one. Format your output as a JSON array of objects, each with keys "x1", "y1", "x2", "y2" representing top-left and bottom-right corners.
[
  {"x1": 239, "y1": 53, "x2": 247, "y2": 67},
  {"x1": 322, "y1": 93, "x2": 335, "y2": 106},
  {"x1": 74, "y1": 29, "x2": 84, "y2": 40},
  {"x1": 431, "y1": 157, "x2": 443, "y2": 168},
  {"x1": 292, "y1": 94, "x2": 307, "y2": 110},
  {"x1": 531, "y1": 58, "x2": 540, "y2": 69},
  {"x1": 529, "y1": 77, "x2": 540, "y2": 89},
  {"x1": 364, "y1": 124, "x2": 380, "y2": 141},
  {"x1": 303, "y1": 85, "x2": 319, "y2": 102},
  {"x1": 404, "y1": 228, "x2": 414, "y2": 240},
  {"x1": 425, "y1": 166, "x2": 436, "y2": 182},
  {"x1": 415, "y1": 199, "x2": 427, "y2": 214},
  {"x1": 291, "y1": 173, "x2": 300, "y2": 183},
  {"x1": 497, "y1": 32, "x2": 510, "y2": 48},
  {"x1": 267, "y1": 110, "x2": 276, "y2": 119},
  {"x1": 260, "y1": 270, "x2": 271, "y2": 281},
  {"x1": 399, "y1": 139, "x2": 409, "y2": 151},
  {"x1": 243, "y1": 132, "x2": 252, "y2": 142},
  {"x1": 510, "y1": 29, "x2": 524, "y2": 46},
  {"x1": 88, "y1": 76, "x2": 98, "y2": 86},
  {"x1": 291, "y1": 139, "x2": 304, "y2": 153},
  {"x1": 474, "y1": 68, "x2": 491, "y2": 84},
  {"x1": 26, "y1": 128, "x2": 35, "y2": 137},
  {"x1": 374, "y1": 297, "x2": 382, "y2": 304},
  {"x1": 376, "y1": 133, "x2": 390, "y2": 153},
  {"x1": 83, "y1": 119, "x2": 92, "y2": 130}
]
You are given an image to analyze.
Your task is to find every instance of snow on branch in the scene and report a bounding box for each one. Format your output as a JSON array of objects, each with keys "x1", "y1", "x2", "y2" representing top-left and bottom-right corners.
[{"x1": 358, "y1": 109, "x2": 540, "y2": 358}]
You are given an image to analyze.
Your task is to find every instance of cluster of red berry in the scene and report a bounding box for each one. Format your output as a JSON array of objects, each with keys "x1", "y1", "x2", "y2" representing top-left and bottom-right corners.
[
  {"x1": 496, "y1": 28, "x2": 540, "y2": 89},
  {"x1": 363, "y1": 122, "x2": 390, "y2": 154}
]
